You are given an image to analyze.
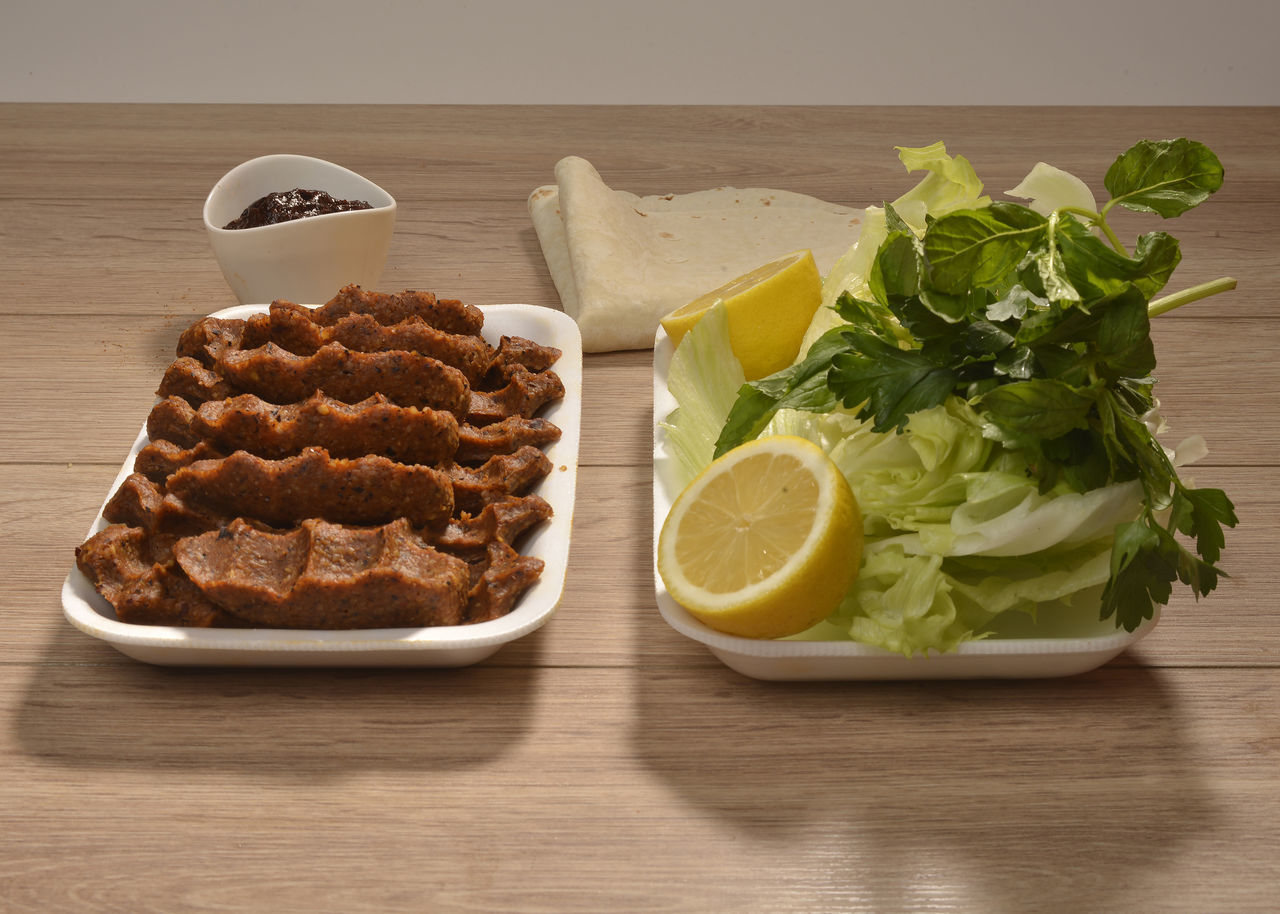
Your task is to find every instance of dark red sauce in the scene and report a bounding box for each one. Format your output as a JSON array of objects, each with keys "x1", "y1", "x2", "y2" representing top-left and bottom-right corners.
[{"x1": 223, "y1": 188, "x2": 374, "y2": 230}]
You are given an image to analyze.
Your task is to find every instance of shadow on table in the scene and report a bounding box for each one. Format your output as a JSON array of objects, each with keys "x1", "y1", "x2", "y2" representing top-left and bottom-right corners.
[
  {"x1": 629, "y1": 560, "x2": 1213, "y2": 911},
  {"x1": 13, "y1": 616, "x2": 546, "y2": 778},
  {"x1": 632, "y1": 637, "x2": 1212, "y2": 907}
]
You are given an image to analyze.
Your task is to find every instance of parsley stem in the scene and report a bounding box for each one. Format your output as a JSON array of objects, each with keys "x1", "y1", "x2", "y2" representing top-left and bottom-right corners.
[
  {"x1": 1059, "y1": 206, "x2": 1128, "y2": 255},
  {"x1": 1148, "y1": 277, "x2": 1238, "y2": 317}
]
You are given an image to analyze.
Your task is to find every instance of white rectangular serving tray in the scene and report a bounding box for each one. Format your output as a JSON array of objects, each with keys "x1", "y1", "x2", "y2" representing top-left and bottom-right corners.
[
  {"x1": 651, "y1": 327, "x2": 1156, "y2": 681},
  {"x1": 63, "y1": 303, "x2": 582, "y2": 667}
]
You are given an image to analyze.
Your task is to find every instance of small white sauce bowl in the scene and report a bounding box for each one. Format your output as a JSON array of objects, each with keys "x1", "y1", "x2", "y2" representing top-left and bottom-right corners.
[{"x1": 203, "y1": 154, "x2": 396, "y2": 304}]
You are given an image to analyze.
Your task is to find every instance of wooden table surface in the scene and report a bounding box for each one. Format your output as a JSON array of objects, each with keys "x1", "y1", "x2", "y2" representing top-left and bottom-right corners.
[{"x1": 3, "y1": 104, "x2": 1278, "y2": 913}]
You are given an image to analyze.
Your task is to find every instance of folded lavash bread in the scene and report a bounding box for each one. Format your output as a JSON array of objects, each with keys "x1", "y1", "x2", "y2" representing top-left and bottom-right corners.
[{"x1": 528, "y1": 156, "x2": 864, "y2": 352}]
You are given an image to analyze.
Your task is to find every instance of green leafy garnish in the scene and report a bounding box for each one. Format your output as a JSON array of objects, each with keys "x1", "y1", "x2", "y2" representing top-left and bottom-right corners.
[{"x1": 717, "y1": 138, "x2": 1237, "y2": 631}]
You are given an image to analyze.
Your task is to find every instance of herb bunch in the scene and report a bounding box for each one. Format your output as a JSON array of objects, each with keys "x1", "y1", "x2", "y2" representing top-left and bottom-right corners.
[{"x1": 715, "y1": 139, "x2": 1238, "y2": 631}]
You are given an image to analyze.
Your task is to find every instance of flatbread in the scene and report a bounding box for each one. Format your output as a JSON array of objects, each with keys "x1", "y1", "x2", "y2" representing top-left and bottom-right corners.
[{"x1": 529, "y1": 156, "x2": 863, "y2": 352}]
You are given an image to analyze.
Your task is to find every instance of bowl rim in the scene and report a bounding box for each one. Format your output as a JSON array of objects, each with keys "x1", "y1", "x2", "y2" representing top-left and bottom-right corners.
[{"x1": 203, "y1": 153, "x2": 396, "y2": 235}]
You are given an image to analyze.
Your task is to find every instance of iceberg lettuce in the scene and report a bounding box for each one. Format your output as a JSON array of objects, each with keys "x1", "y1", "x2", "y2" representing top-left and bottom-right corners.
[
  {"x1": 810, "y1": 540, "x2": 1115, "y2": 655},
  {"x1": 1006, "y1": 161, "x2": 1098, "y2": 219},
  {"x1": 659, "y1": 302, "x2": 744, "y2": 489},
  {"x1": 891, "y1": 141, "x2": 991, "y2": 229},
  {"x1": 760, "y1": 396, "x2": 1139, "y2": 655}
]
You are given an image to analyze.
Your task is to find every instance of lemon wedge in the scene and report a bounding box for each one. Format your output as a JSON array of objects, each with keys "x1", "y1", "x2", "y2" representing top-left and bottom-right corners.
[
  {"x1": 659, "y1": 250, "x2": 822, "y2": 380},
  {"x1": 657, "y1": 435, "x2": 863, "y2": 639}
]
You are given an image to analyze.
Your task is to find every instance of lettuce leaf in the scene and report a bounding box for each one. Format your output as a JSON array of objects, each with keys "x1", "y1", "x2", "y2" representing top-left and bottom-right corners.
[
  {"x1": 765, "y1": 398, "x2": 997, "y2": 543},
  {"x1": 659, "y1": 302, "x2": 744, "y2": 489},
  {"x1": 803, "y1": 539, "x2": 1115, "y2": 656},
  {"x1": 1006, "y1": 161, "x2": 1099, "y2": 219},
  {"x1": 892, "y1": 141, "x2": 992, "y2": 229}
]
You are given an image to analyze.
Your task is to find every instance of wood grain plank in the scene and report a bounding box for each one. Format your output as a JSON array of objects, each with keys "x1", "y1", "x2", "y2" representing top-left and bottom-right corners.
[
  {"x1": 3, "y1": 105, "x2": 1277, "y2": 199},
  {"x1": 2, "y1": 664, "x2": 1278, "y2": 913}
]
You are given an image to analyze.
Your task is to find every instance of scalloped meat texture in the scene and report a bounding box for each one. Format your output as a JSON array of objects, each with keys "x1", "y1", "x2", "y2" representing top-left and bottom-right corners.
[
  {"x1": 155, "y1": 344, "x2": 475, "y2": 414},
  {"x1": 448, "y1": 446, "x2": 553, "y2": 515},
  {"x1": 466, "y1": 541, "x2": 546, "y2": 624},
  {"x1": 135, "y1": 438, "x2": 224, "y2": 484},
  {"x1": 263, "y1": 303, "x2": 495, "y2": 381},
  {"x1": 196, "y1": 392, "x2": 460, "y2": 464},
  {"x1": 468, "y1": 365, "x2": 566, "y2": 426},
  {"x1": 80, "y1": 493, "x2": 554, "y2": 627},
  {"x1": 311, "y1": 285, "x2": 485, "y2": 337},
  {"x1": 164, "y1": 447, "x2": 455, "y2": 528},
  {"x1": 115, "y1": 444, "x2": 551, "y2": 534},
  {"x1": 74, "y1": 524, "x2": 243, "y2": 627},
  {"x1": 176, "y1": 305, "x2": 563, "y2": 388},
  {"x1": 156, "y1": 342, "x2": 471, "y2": 415},
  {"x1": 142, "y1": 394, "x2": 560, "y2": 476},
  {"x1": 432, "y1": 494, "x2": 553, "y2": 560},
  {"x1": 146, "y1": 393, "x2": 460, "y2": 466},
  {"x1": 455, "y1": 415, "x2": 561, "y2": 463},
  {"x1": 174, "y1": 517, "x2": 473, "y2": 629},
  {"x1": 217, "y1": 342, "x2": 472, "y2": 415},
  {"x1": 177, "y1": 301, "x2": 496, "y2": 384},
  {"x1": 100, "y1": 480, "x2": 551, "y2": 556}
]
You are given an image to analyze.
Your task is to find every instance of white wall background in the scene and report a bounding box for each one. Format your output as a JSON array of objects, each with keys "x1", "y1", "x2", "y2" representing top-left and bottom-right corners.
[{"x1": 6, "y1": 0, "x2": 1278, "y2": 105}]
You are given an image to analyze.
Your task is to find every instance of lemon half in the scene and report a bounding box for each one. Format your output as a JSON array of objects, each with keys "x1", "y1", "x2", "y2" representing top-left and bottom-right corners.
[
  {"x1": 660, "y1": 250, "x2": 822, "y2": 380},
  {"x1": 657, "y1": 435, "x2": 863, "y2": 639}
]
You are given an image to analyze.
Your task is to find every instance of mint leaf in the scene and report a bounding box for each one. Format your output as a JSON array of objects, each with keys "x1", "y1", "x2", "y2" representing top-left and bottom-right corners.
[
  {"x1": 1017, "y1": 300, "x2": 1100, "y2": 346},
  {"x1": 923, "y1": 203, "x2": 1045, "y2": 294},
  {"x1": 1027, "y1": 225, "x2": 1082, "y2": 303},
  {"x1": 1095, "y1": 287, "x2": 1157, "y2": 380},
  {"x1": 964, "y1": 320, "x2": 1016, "y2": 355},
  {"x1": 832, "y1": 293, "x2": 900, "y2": 343},
  {"x1": 918, "y1": 286, "x2": 988, "y2": 325},
  {"x1": 895, "y1": 292, "x2": 972, "y2": 342},
  {"x1": 986, "y1": 284, "x2": 1049, "y2": 322},
  {"x1": 994, "y1": 346, "x2": 1037, "y2": 380},
  {"x1": 1056, "y1": 220, "x2": 1182, "y2": 300},
  {"x1": 1104, "y1": 138, "x2": 1225, "y2": 218},
  {"x1": 979, "y1": 378, "x2": 1097, "y2": 441},
  {"x1": 870, "y1": 229, "x2": 925, "y2": 304},
  {"x1": 1130, "y1": 231, "x2": 1183, "y2": 296}
]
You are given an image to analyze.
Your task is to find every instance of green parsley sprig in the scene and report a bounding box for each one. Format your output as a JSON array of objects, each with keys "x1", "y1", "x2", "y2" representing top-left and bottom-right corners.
[{"x1": 714, "y1": 139, "x2": 1238, "y2": 631}]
